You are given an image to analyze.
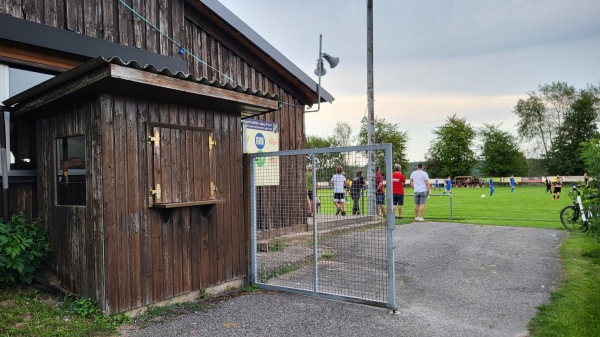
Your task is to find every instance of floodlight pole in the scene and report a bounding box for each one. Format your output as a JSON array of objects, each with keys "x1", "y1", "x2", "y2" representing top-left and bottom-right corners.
[
  {"x1": 306, "y1": 34, "x2": 323, "y2": 113},
  {"x1": 367, "y1": 0, "x2": 376, "y2": 216}
]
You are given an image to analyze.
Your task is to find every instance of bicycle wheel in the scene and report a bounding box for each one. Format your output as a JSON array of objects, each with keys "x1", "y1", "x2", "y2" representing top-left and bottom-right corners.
[{"x1": 560, "y1": 205, "x2": 586, "y2": 232}]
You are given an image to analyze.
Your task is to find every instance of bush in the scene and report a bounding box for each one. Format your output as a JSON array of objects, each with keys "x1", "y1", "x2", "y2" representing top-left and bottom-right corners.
[
  {"x1": 581, "y1": 139, "x2": 600, "y2": 236},
  {"x1": 0, "y1": 213, "x2": 51, "y2": 284}
]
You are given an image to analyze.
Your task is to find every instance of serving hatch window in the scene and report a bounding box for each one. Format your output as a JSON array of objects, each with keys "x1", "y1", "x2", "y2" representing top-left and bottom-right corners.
[{"x1": 56, "y1": 135, "x2": 86, "y2": 206}]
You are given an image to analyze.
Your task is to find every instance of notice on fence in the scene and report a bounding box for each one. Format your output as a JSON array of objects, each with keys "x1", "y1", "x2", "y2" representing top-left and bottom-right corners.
[{"x1": 243, "y1": 119, "x2": 280, "y2": 186}]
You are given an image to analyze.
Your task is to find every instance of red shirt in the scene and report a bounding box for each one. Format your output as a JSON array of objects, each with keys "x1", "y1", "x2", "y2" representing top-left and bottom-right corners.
[
  {"x1": 375, "y1": 171, "x2": 384, "y2": 194},
  {"x1": 392, "y1": 172, "x2": 405, "y2": 195}
]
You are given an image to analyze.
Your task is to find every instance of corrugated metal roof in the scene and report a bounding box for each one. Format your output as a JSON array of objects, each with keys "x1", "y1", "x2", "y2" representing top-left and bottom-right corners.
[{"x1": 3, "y1": 56, "x2": 280, "y2": 108}]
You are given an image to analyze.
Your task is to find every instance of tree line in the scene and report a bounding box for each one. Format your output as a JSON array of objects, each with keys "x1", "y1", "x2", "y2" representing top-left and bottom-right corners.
[{"x1": 306, "y1": 81, "x2": 600, "y2": 179}]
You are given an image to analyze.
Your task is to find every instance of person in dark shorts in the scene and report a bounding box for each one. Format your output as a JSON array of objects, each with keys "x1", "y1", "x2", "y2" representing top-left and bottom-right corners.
[
  {"x1": 330, "y1": 166, "x2": 347, "y2": 215},
  {"x1": 552, "y1": 175, "x2": 562, "y2": 200},
  {"x1": 392, "y1": 164, "x2": 405, "y2": 219},
  {"x1": 545, "y1": 177, "x2": 551, "y2": 194},
  {"x1": 350, "y1": 170, "x2": 365, "y2": 215}
]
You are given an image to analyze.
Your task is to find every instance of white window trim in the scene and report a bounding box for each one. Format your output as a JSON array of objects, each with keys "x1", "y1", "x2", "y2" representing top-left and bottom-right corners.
[{"x1": 0, "y1": 63, "x2": 11, "y2": 174}]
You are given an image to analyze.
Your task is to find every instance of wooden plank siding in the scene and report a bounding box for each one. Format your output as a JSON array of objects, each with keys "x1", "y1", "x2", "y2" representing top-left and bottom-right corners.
[
  {"x1": 33, "y1": 93, "x2": 248, "y2": 313},
  {"x1": 3, "y1": 0, "x2": 308, "y2": 314}
]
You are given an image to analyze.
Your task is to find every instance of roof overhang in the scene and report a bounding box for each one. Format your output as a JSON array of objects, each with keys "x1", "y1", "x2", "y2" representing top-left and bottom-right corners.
[
  {"x1": 0, "y1": 13, "x2": 186, "y2": 72},
  {"x1": 4, "y1": 57, "x2": 279, "y2": 118},
  {"x1": 193, "y1": 0, "x2": 334, "y2": 105}
]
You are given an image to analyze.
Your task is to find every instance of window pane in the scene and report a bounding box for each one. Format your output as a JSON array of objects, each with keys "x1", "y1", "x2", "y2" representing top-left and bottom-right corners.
[
  {"x1": 56, "y1": 136, "x2": 86, "y2": 206},
  {"x1": 9, "y1": 67, "x2": 54, "y2": 97}
]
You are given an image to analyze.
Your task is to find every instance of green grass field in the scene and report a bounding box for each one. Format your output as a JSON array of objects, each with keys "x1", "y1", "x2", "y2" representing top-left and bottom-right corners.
[{"x1": 317, "y1": 185, "x2": 571, "y2": 229}]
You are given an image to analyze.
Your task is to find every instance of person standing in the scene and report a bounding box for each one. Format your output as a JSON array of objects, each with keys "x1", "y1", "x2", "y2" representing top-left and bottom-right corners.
[
  {"x1": 392, "y1": 164, "x2": 406, "y2": 219},
  {"x1": 350, "y1": 170, "x2": 365, "y2": 215},
  {"x1": 375, "y1": 166, "x2": 386, "y2": 217},
  {"x1": 489, "y1": 176, "x2": 495, "y2": 196},
  {"x1": 330, "y1": 166, "x2": 347, "y2": 215},
  {"x1": 306, "y1": 164, "x2": 314, "y2": 217},
  {"x1": 509, "y1": 175, "x2": 516, "y2": 193},
  {"x1": 552, "y1": 175, "x2": 562, "y2": 200},
  {"x1": 433, "y1": 178, "x2": 441, "y2": 191},
  {"x1": 409, "y1": 163, "x2": 430, "y2": 222},
  {"x1": 584, "y1": 172, "x2": 590, "y2": 188},
  {"x1": 442, "y1": 176, "x2": 452, "y2": 195},
  {"x1": 545, "y1": 176, "x2": 552, "y2": 194}
]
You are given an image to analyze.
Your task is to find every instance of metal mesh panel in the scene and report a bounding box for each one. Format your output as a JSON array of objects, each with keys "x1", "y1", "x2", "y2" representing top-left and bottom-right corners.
[{"x1": 250, "y1": 145, "x2": 394, "y2": 308}]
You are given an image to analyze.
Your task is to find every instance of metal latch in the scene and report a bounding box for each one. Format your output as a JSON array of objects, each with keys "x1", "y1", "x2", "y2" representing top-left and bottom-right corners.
[
  {"x1": 149, "y1": 130, "x2": 160, "y2": 147},
  {"x1": 209, "y1": 135, "x2": 216, "y2": 150},
  {"x1": 210, "y1": 182, "x2": 217, "y2": 197},
  {"x1": 150, "y1": 184, "x2": 161, "y2": 200}
]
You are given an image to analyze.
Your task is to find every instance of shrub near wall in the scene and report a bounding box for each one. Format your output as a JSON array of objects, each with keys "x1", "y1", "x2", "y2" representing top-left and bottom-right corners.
[{"x1": 0, "y1": 213, "x2": 50, "y2": 284}]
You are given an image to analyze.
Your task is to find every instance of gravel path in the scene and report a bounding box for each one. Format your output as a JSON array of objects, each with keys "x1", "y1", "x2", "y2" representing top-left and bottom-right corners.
[{"x1": 122, "y1": 223, "x2": 566, "y2": 337}]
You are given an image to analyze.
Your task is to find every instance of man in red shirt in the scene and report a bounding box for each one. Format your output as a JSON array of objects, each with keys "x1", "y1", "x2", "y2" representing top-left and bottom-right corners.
[{"x1": 392, "y1": 164, "x2": 406, "y2": 219}]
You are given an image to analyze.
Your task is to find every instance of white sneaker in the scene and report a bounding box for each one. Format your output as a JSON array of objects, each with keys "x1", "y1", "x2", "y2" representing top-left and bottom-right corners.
[{"x1": 419, "y1": 218, "x2": 425, "y2": 222}]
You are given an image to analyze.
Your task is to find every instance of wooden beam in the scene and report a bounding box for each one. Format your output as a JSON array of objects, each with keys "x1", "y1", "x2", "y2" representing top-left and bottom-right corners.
[
  {"x1": 11, "y1": 67, "x2": 111, "y2": 116},
  {"x1": 0, "y1": 40, "x2": 84, "y2": 71},
  {"x1": 109, "y1": 64, "x2": 279, "y2": 111}
]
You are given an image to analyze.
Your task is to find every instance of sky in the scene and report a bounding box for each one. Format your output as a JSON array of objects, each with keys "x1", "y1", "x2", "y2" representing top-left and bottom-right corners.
[{"x1": 217, "y1": 0, "x2": 600, "y2": 161}]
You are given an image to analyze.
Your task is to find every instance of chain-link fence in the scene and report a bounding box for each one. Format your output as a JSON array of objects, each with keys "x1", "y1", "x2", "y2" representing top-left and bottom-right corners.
[{"x1": 249, "y1": 144, "x2": 396, "y2": 309}]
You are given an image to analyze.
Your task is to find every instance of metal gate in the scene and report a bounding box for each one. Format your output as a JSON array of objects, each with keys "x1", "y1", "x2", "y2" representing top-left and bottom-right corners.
[{"x1": 249, "y1": 144, "x2": 396, "y2": 310}]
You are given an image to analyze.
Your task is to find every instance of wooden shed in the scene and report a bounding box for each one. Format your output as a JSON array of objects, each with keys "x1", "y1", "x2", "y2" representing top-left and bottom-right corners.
[
  {"x1": 5, "y1": 56, "x2": 281, "y2": 313},
  {"x1": 1, "y1": 0, "x2": 337, "y2": 314}
]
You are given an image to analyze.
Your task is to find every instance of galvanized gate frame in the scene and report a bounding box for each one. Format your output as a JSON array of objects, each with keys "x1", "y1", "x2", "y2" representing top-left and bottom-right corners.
[{"x1": 249, "y1": 144, "x2": 396, "y2": 311}]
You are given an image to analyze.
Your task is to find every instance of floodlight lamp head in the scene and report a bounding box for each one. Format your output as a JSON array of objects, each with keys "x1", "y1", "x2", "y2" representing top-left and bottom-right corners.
[
  {"x1": 322, "y1": 53, "x2": 339, "y2": 68},
  {"x1": 314, "y1": 59, "x2": 327, "y2": 76}
]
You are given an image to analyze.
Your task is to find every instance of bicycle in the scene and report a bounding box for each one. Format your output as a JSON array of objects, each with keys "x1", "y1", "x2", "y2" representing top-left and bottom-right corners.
[{"x1": 559, "y1": 185, "x2": 593, "y2": 232}]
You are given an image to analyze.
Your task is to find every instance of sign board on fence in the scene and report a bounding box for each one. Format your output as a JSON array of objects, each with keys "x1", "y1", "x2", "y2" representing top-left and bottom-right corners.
[{"x1": 243, "y1": 119, "x2": 279, "y2": 185}]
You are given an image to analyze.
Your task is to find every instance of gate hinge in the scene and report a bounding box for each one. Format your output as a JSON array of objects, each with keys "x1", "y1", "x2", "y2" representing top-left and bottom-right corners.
[
  {"x1": 150, "y1": 184, "x2": 161, "y2": 200},
  {"x1": 149, "y1": 130, "x2": 160, "y2": 147},
  {"x1": 209, "y1": 134, "x2": 216, "y2": 150}
]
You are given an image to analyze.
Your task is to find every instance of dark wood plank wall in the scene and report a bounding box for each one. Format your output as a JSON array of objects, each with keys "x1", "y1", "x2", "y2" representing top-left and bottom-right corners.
[
  {"x1": 35, "y1": 96, "x2": 100, "y2": 300},
  {"x1": 96, "y1": 94, "x2": 244, "y2": 313},
  {"x1": 0, "y1": 0, "x2": 182, "y2": 58},
  {"x1": 182, "y1": 17, "x2": 307, "y2": 230},
  {"x1": 0, "y1": 182, "x2": 38, "y2": 220},
  {"x1": 4, "y1": 0, "x2": 307, "y2": 312},
  {"x1": 3, "y1": 0, "x2": 307, "y2": 214}
]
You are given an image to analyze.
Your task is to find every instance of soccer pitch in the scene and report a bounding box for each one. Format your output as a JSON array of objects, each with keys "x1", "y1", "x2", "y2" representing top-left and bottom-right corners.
[{"x1": 316, "y1": 185, "x2": 572, "y2": 229}]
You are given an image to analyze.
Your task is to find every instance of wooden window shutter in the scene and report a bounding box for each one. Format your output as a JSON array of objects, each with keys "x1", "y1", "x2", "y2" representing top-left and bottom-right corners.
[{"x1": 147, "y1": 122, "x2": 217, "y2": 207}]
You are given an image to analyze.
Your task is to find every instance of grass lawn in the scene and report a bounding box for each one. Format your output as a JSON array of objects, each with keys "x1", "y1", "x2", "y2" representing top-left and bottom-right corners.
[{"x1": 317, "y1": 185, "x2": 571, "y2": 228}]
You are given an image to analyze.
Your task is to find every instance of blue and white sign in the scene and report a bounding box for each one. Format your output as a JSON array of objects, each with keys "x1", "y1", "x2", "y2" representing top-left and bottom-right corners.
[{"x1": 243, "y1": 119, "x2": 280, "y2": 185}]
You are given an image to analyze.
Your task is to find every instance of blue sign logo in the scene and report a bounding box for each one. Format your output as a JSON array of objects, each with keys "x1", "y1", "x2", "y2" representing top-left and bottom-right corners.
[{"x1": 255, "y1": 133, "x2": 265, "y2": 149}]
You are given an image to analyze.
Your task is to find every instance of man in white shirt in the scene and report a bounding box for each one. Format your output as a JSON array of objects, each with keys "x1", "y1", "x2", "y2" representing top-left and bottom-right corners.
[
  {"x1": 330, "y1": 166, "x2": 347, "y2": 215},
  {"x1": 409, "y1": 163, "x2": 431, "y2": 222}
]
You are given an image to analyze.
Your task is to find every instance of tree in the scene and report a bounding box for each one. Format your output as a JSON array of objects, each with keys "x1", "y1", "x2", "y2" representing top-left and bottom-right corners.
[
  {"x1": 306, "y1": 135, "x2": 344, "y2": 173},
  {"x1": 580, "y1": 139, "x2": 600, "y2": 234},
  {"x1": 513, "y1": 82, "x2": 577, "y2": 158},
  {"x1": 357, "y1": 116, "x2": 409, "y2": 172},
  {"x1": 425, "y1": 114, "x2": 476, "y2": 178},
  {"x1": 332, "y1": 121, "x2": 352, "y2": 147},
  {"x1": 478, "y1": 124, "x2": 528, "y2": 177},
  {"x1": 546, "y1": 89, "x2": 600, "y2": 175}
]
